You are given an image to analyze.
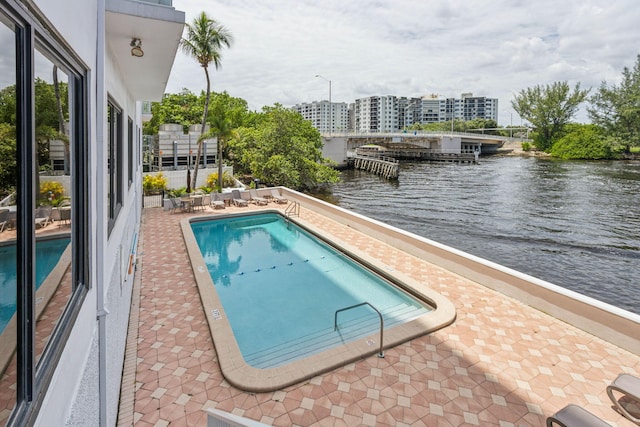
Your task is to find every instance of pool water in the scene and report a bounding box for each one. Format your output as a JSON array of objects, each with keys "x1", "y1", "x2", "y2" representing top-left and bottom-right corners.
[
  {"x1": 0, "y1": 237, "x2": 70, "y2": 334},
  {"x1": 191, "y1": 213, "x2": 431, "y2": 368}
]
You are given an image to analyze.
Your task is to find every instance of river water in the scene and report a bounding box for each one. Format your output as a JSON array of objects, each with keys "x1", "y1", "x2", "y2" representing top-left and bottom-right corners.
[{"x1": 326, "y1": 156, "x2": 640, "y2": 314}]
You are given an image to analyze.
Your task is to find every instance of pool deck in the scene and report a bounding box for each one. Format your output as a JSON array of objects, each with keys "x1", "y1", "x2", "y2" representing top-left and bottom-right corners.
[{"x1": 118, "y1": 200, "x2": 640, "y2": 426}]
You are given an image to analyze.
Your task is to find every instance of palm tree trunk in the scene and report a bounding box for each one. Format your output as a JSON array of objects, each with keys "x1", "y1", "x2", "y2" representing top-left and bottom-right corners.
[
  {"x1": 191, "y1": 66, "x2": 210, "y2": 189},
  {"x1": 217, "y1": 136, "x2": 223, "y2": 192}
]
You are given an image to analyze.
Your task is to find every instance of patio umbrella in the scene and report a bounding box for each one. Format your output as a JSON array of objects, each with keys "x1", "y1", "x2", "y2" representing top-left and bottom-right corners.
[{"x1": 186, "y1": 169, "x2": 192, "y2": 193}]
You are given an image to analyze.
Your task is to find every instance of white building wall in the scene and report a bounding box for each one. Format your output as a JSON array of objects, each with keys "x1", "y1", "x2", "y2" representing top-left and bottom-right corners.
[{"x1": 29, "y1": 0, "x2": 181, "y2": 425}]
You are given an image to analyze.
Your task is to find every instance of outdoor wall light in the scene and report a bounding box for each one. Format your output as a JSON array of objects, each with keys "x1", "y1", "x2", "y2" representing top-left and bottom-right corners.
[{"x1": 130, "y1": 38, "x2": 144, "y2": 57}]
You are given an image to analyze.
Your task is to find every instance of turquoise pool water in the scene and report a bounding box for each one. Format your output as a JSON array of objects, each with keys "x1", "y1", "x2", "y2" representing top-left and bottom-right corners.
[
  {"x1": 191, "y1": 213, "x2": 431, "y2": 368},
  {"x1": 0, "y1": 237, "x2": 70, "y2": 334}
]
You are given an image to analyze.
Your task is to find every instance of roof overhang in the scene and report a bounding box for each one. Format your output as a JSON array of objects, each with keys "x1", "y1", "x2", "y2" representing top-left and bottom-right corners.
[{"x1": 106, "y1": 0, "x2": 185, "y2": 101}]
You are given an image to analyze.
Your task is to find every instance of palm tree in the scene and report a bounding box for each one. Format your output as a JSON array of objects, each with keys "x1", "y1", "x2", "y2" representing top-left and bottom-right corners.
[
  {"x1": 200, "y1": 114, "x2": 234, "y2": 192},
  {"x1": 180, "y1": 12, "x2": 233, "y2": 189}
]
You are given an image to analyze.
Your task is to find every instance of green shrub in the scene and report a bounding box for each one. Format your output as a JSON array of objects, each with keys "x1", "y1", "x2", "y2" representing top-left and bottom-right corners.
[
  {"x1": 40, "y1": 180, "x2": 64, "y2": 204},
  {"x1": 550, "y1": 124, "x2": 614, "y2": 160},
  {"x1": 206, "y1": 171, "x2": 235, "y2": 189},
  {"x1": 143, "y1": 173, "x2": 168, "y2": 194},
  {"x1": 521, "y1": 142, "x2": 532, "y2": 151},
  {"x1": 166, "y1": 187, "x2": 187, "y2": 198}
]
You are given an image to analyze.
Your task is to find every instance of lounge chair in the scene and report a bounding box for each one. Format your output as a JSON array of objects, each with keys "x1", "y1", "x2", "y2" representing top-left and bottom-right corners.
[
  {"x1": 547, "y1": 404, "x2": 611, "y2": 427},
  {"x1": 607, "y1": 373, "x2": 640, "y2": 423},
  {"x1": 269, "y1": 188, "x2": 288, "y2": 204},
  {"x1": 0, "y1": 209, "x2": 9, "y2": 232},
  {"x1": 249, "y1": 189, "x2": 268, "y2": 206},
  {"x1": 231, "y1": 190, "x2": 248, "y2": 207},
  {"x1": 211, "y1": 193, "x2": 225, "y2": 209},
  {"x1": 35, "y1": 205, "x2": 52, "y2": 228}
]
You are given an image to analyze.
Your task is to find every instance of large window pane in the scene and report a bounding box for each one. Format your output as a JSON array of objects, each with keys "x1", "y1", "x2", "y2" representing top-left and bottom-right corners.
[
  {"x1": 0, "y1": 14, "x2": 17, "y2": 425},
  {"x1": 32, "y1": 47, "x2": 73, "y2": 364}
]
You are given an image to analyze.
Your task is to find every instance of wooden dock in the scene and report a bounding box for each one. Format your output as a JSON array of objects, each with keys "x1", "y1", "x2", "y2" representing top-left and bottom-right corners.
[{"x1": 351, "y1": 154, "x2": 399, "y2": 179}]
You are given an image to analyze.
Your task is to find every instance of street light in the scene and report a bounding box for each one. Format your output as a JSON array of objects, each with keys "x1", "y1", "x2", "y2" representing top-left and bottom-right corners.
[
  {"x1": 503, "y1": 110, "x2": 513, "y2": 138},
  {"x1": 315, "y1": 74, "x2": 332, "y2": 136}
]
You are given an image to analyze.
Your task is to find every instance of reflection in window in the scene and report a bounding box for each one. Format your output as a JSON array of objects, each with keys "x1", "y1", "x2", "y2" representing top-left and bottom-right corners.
[
  {"x1": 33, "y1": 47, "x2": 73, "y2": 363},
  {"x1": 0, "y1": 13, "x2": 16, "y2": 425},
  {"x1": 0, "y1": 4, "x2": 88, "y2": 425}
]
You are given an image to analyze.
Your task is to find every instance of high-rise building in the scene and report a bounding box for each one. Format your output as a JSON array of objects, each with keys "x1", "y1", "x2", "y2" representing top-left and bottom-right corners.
[
  {"x1": 297, "y1": 93, "x2": 498, "y2": 133},
  {"x1": 291, "y1": 100, "x2": 349, "y2": 133}
]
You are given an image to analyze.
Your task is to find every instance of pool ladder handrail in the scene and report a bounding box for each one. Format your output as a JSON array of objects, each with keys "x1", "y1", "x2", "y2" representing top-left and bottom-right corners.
[
  {"x1": 334, "y1": 302, "x2": 384, "y2": 358},
  {"x1": 284, "y1": 200, "x2": 300, "y2": 221}
]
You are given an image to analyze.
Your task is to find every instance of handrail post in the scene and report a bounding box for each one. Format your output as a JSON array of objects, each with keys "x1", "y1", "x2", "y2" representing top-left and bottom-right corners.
[{"x1": 334, "y1": 302, "x2": 384, "y2": 358}]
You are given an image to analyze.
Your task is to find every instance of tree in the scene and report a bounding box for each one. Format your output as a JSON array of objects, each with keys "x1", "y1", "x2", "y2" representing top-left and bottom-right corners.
[
  {"x1": 143, "y1": 90, "x2": 203, "y2": 135},
  {"x1": 588, "y1": 54, "x2": 640, "y2": 153},
  {"x1": 200, "y1": 113, "x2": 234, "y2": 191},
  {"x1": 227, "y1": 104, "x2": 340, "y2": 191},
  {"x1": 549, "y1": 124, "x2": 613, "y2": 160},
  {"x1": 511, "y1": 81, "x2": 589, "y2": 151},
  {"x1": 180, "y1": 12, "x2": 233, "y2": 190}
]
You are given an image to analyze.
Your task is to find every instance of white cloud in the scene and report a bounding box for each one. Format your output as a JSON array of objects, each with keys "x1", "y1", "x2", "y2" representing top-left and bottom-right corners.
[{"x1": 167, "y1": 0, "x2": 640, "y2": 125}]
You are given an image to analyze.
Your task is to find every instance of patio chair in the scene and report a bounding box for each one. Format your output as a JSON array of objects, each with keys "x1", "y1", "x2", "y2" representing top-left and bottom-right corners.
[
  {"x1": 249, "y1": 189, "x2": 268, "y2": 206},
  {"x1": 211, "y1": 193, "x2": 225, "y2": 209},
  {"x1": 202, "y1": 194, "x2": 211, "y2": 208},
  {"x1": 0, "y1": 209, "x2": 8, "y2": 232},
  {"x1": 170, "y1": 198, "x2": 183, "y2": 213},
  {"x1": 50, "y1": 207, "x2": 61, "y2": 226},
  {"x1": 607, "y1": 373, "x2": 640, "y2": 424},
  {"x1": 35, "y1": 205, "x2": 52, "y2": 228},
  {"x1": 191, "y1": 195, "x2": 204, "y2": 211},
  {"x1": 546, "y1": 404, "x2": 611, "y2": 427},
  {"x1": 231, "y1": 190, "x2": 248, "y2": 207},
  {"x1": 269, "y1": 188, "x2": 288, "y2": 204},
  {"x1": 59, "y1": 206, "x2": 71, "y2": 225}
]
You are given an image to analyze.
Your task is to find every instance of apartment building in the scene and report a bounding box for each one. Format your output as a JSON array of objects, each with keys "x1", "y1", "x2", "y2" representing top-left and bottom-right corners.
[
  {"x1": 350, "y1": 93, "x2": 498, "y2": 132},
  {"x1": 291, "y1": 100, "x2": 349, "y2": 133}
]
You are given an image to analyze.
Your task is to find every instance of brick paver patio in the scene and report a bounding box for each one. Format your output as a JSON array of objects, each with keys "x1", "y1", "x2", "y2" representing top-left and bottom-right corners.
[{"x1": 118, "y1": 202, "x2": 640, "y2": 426}]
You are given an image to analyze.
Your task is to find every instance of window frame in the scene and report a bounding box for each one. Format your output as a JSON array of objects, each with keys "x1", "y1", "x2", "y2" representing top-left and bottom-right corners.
[
  {"x1": 107, "y1": 97, "x2": 122, "y2": 235},
  {"x1": 2, "y1": 1, "x2": 90, "y2": 425}
]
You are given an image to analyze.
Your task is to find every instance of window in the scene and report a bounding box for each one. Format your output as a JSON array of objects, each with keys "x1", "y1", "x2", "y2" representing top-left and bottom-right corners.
[
  {"x1": 127, "y1": 116, "x2": 133, "y2": 188},
  {"x1": 107, "y1": 99, "x2": 122, "y2": 234},
  {"x1": 0, "y1": 3, "x2": 89, "y2": 425}
]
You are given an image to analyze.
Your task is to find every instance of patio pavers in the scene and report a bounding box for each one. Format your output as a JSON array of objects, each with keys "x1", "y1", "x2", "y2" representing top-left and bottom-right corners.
[{"x1": 118, "y1": 202, "x2": 640, "y2": 426}]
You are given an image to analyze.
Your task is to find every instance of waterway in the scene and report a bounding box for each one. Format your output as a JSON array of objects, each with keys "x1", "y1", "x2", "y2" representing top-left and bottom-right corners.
[{"x1": 327, "y1": 156, "x2": 640, "y2": 314}]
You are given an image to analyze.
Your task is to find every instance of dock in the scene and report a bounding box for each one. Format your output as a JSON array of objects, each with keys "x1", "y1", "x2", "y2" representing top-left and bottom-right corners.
[{"x1": 350, "y1": 154, "x2": 399, "y2": 179}]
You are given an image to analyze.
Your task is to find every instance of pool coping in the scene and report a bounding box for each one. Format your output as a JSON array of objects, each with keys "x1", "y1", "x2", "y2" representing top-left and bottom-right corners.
[{"x1": 181, "y1": 211, "x2": 456, "y2": 392}]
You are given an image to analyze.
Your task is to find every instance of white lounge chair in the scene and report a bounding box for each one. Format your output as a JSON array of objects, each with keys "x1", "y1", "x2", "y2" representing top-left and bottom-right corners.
[
  {"x1": 607, "y1": 373, "x2": 640, "y2": 424},
  {"x1": 35, "y1": 205, "x2": 52, "y2": 228},
  {"x1": 249, "y1": 189, "x2": 268, "y2": 205},
  {"x1": 546, "y1": 404, "x2": 611, "y2": 427},
  {"x1": 231, "y1": 190, "x2": 248, "y2": 207},
  {"x1": 269, "y1": 188, "x2": 287, "y2": 204},
  {"x1": 0, "y1": 209, "x2": 9, "y2": 232},
  {"x1": 211, "y1": 193, "x2": 225, "y2": 209}
]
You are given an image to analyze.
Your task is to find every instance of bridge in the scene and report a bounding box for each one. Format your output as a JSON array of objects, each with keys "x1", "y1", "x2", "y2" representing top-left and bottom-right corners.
[{"x1": 321, "y1": 131, "x2": 530, "y2": 168}]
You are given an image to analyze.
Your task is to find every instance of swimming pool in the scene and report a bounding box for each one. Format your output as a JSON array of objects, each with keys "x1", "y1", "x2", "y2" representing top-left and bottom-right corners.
[
  {"x1": 0, "y1": 236, "x2": 71, "y2": 334},
  {"x1": 183, "y1": 211, "x2": 455, "y2": 391}
]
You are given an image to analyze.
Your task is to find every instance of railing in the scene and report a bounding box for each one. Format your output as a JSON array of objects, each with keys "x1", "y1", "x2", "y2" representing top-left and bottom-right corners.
[
  {"x1": 284, "y1": 200, "x2": 300, "y2": 221},
  {"x1": 334, "y1": 302, "x2": 384, "y2": 358}
]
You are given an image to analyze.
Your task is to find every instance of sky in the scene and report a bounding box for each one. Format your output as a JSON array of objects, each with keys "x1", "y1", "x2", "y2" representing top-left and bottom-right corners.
[{"x1": 165, "y1": 0, "x2": 640, "y2": 126}]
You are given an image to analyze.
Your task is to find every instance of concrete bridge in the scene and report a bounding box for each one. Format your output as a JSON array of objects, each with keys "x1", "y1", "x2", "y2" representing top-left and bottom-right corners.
[{"x1": 321, "y1": 131, "x2": 527, "y2": 167}]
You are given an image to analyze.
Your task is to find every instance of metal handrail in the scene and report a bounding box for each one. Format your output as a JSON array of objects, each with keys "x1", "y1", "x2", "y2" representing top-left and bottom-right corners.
[
  {"x1": 284, "y1": 200, "x2": 300, "y2": 220},
  {"x1": 334, "y1": 302, "x2": 384, "y2": 358}
]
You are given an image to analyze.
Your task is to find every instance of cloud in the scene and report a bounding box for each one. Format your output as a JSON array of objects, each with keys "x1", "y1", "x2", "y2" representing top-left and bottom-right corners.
[{"x1": 168, "y1": 0, "x2": 640, "y2": 124}]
